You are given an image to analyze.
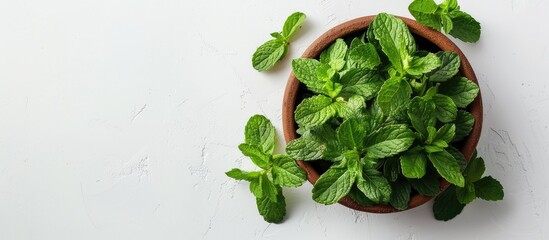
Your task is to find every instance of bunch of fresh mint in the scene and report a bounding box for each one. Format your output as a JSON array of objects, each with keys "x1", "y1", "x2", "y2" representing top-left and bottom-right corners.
[
  {"x1": 285, "y1": 13, "x2": 503, "y2": 216},
  {"x1": 409, "y1": 0, "x2": 481, "y2": 42},
  {"x1": 226, "y1": 115, "x2": 307, "y2": 223}
]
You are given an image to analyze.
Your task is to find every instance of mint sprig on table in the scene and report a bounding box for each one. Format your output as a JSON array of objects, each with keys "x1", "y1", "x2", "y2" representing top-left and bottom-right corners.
[
  {"x1": 226, "y1": 115, "x2": 306, "y2": 223},
  {"x1": 409, "y1": 0, "x2": 481, "y2": 42},
  {"x1": 252, "y1": 12, "x2": 306, "y2": 71},
  {"x1": 285, "y1": 13, "x2": 503, "y2": 217}
]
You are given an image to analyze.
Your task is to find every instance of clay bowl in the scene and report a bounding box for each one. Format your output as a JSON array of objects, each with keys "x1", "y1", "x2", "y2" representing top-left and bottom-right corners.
[{"x1": 282, "y1": 15, "x2": 483, "y2": 213}]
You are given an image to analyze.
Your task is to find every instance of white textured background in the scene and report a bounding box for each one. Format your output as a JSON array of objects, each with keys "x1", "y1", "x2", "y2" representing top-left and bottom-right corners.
[{"x1": 0, "y1": 0, "x2": 547, "y2": 239}]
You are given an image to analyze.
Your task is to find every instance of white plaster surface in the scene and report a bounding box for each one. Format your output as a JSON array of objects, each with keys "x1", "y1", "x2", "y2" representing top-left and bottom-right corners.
[{"x1": 0, "y1": 0, "x2": 548, "y2": 239}]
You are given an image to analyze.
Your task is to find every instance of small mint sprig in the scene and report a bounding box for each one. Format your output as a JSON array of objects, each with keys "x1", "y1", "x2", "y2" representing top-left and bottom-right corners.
[
  {"x1": 252, "y1": 12, "x2": 306, "y2": 71},
  {"x1": 226, "y1": 115, "x2": 307, "y2": 223},
  {"x1": 433, "y1": 152, "x2": 504, "y2": 221},
  {"x1": 409, "y1": 0, "x2": 481, "y2": 43}
]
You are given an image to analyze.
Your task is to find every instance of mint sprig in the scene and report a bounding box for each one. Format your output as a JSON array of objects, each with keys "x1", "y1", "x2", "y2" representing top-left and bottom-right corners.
[
  {"x1": 252, "y1": 12, "x2": 306, "y2": 71},
  {"x1": 226, "y1": 115, "x2": 307, "y2": 223},
  {"x1": 409, "y1": 0, "x2": 481, "y2": 42}
]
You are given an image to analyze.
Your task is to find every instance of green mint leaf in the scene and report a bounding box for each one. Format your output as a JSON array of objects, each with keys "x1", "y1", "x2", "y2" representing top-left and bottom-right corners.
[
  {"x1": 270, "y1": 32, "x2": 285, "y2": 40},
  {"x1": 225, "y1": 168, "x2": 261, "y2": 182},
  {"x1": 435, "y1": 123, "x2": 456, "y2": 144},
  {"x1": 312, "y1": 167, "x2": 356, "y2": 205},
  {"x1": 238, "y1": 143, "x2": 271, "y2": 169},
  {"x1": 285, "y1": 136, "x2": 324, "y2": 161},
  {"x1": 448, "y1": 11, "x2": 481, "y2": 43},
  {"x1": 433, "y1": 185, "x2": 466, "y2": 221},
  {"x1": 474, "y1": 176, "x2": 504, "y2": 201},
  {"x1": 272, "y1": 155, "x2": 307, "y2": 188},
  {"x1": 372, "y1": 13, "x2": 416, "y2": 73},
  {"x1": 407, "y1": 97, "x2": 437, "y2": 139},
  {"x1": 464, "y1": 156, "x2": 485, "y2": 183},
  {"x1": 400, "y1": 150, "x2": 428, "y2": 178},
  {"x1": 377, "y1": 77, "x2": 412, "y2": 116},
  {"x1": 389, "y1": 178, "x2": 412, "y2": 210},
  {"x1": 453, "y1": 110, "x2": 474, "y2": 142},
  {"x1": 320, "y1": 39, "x2": 348, "y2": 71},
  {"x1": 261, "y1": 174, "x2": 279, "y2": 202},
  {"x1": 245, "y1": 115, "x2": 276, "y2": 155},
  {"x1": 357, "y1": 169, "x2": 392, "y2": 203},
  {"x1": 337, "y1": 118, "x2": 367, "y2": 150},
  {"x1": 349, "y1": 186, "x2": 376, "y2": 206},
  {"x1": 445, "y1": 146, "x2": 467, "y2": 170},
  {"x1": 282, "y1": 12, "x2": 307, "y2": 40},
  {"x1": 294, "y1": 95, "x2": 336, "y2": 128},
  {"x1": 316, "y1": 63, "x2": 337, "y2": 82},
  {"x1": 252, "y1": 39, "x2": 288, "y2": 71},
  {"x1": 256, "y1": 187, "x2": 286, "y2": 223},
  {"x1": 339, "y1": 68, "x2": 384, "y2": 100},
  {"x1": 292, "y1": 58, "x2": 329, "y2": 95},
  {"x1": 428, "y1": 150, "x2": 465, "y2": 187},
  {"x1": 456, "y1": 182, "x2": 476, "y2": 204},
  {"x1": 250, "y1": 177, "x2": 263, "y2": 198},
  {"x1": 406, "y1": 53, "x2": 441, "y2": 76},
  {"x1": 365, "y1": 124, "x2": 415, "y2": 159},
  {"x1": 408, "y1": 174, "x2": 440, "y2": 196},
  {"x1": 408, "y1": 0, "x2": 441, "y2": 30},
  {"x1": 348, "y1": 43, "x2": 381, "y2": 69},
  {"x1": 383, "y1": 158, "x2": 401, "y2": 182},
  {"x1": 333, "y1": 95, "x2": 367, "y2": 119},
  {"x1": 441, "y1": 14, "x2": 454, "y2": 33},
  {"x1": 429, "y1": 51, "x2": 461, "y2": 82},
  {"x1": 432, "y1": 94, "x2": 458, "y2": 123},
  {"x1": 426, "y1": 126, "x2": 437, "y2": 144},
  {"x1": 438, "y1": 77, "x2": 480, "y2": 108}
]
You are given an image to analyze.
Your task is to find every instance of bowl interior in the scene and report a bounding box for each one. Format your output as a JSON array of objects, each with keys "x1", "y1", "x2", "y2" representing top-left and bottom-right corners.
[{"x1": 282, "y1": 15, "x2": 483, "y2": 213}]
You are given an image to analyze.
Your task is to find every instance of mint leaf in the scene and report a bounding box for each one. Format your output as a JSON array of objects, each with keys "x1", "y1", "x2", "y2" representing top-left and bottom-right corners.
[
  {"x1": 320, "y1": 39, "x2": 348, "y2": 71},
  {"x1": 448, "y1": 11, "x2": 481, "y2": 43},
  {"x1": 435, "y1": 123, "x2": 456, "y2": 144},
  {"x1": 365, "y1": 124, "x2": 415, "y2": 159},
  {"x1": 357, "y1": 169, "x2": 392, "y2": 203},
  {"x1": 333, "y1": 95, "x2": 367, "y2": 119},
  {"x1": 445, "y1": 146, "x2": 467, "y2": 170},
  {"x1": 406, "y1": 53, "x2": 441, "y2": 76},
  {"x1": 225, "y1": 168, "x2": 261, "y2": 182},
  {"x1": 238, "y1": 143, "x2": 271, "y2": 169},
  {"x1": 407, "y1": 97, "x2": 436, "y2": 139},
  {"x1": 383, "y1": 158, "x2": 401, "y2": 182},
  {"x1": 349, "y1": 186, "x2": 376, "y2": 206},
  {"x1": 428, "y1": 150, "x2": 465, "y2": 187},
  {"x1": 409, "y1": 0, "x2": 441, "y2": 30},
  {"x1": 339, "y1": 68, "x2": 384, "y2": 100},
  {"x1": 270, "y1": 32, "x2": 285, "y2": 40},
  {"x1": 456, "y1": 182, "x2": 476, "y2": 204},
  {"x1": 474, "y1": 176, "x2": 504, "y2": 201},
  {"x1": 337, "y1": 118, "x2": 367, "y2": 150},
  {"x1": 433, "y1": 185, "x2": 465, "y2": 221},
  {"x1": 441, "y1": 14, "x2": 454, "y2": 33},
  {"x1": 250, "y1": 177, "x2": 263, "y2": 198},
  {"x1": 294, "y1": 95, "x2": 336, "y2": 128},
  {"x1": 372, "y1": 13, "x2": 416, "y2": 73},
  {"x1": 285, "y1": 136, "x2": 324, "y2": 161},
  {"x1": 389, "y1": 178, "x2": 411, "y2": 210},
  {"x1": 432, "y1": 94, "x2": 458, "y2": 123},
  {"x1": 429, "y1": 51, "x2": 461, "y2": 82},
  {"x1": 292, "y1": 58, "x2": 328, "y2": 95},
  {"x1": 245, "y1": 115, "x2": 276, "y2": 155},
  {"x1": 256, "y1": 188, "x2": 286, "y2": 223},
  {"x1": 252, "y1": 39, "x2": 288, "y2": 71},
  {"x1": 377, "y1": 77, "x2": 412, "y2": 116},
  {"x1": 282, "y1": 12, "x2": 306, "y2": 40},
  {"x1": 348, "y1": 43, "x2": 381, "y2": 69},
  {"x1": 312, "y1": 167, "x2": 356, "y2": 204},
  {"x1": 261, "y1": 174, "x2": 279, "y2": 202},
  {"x1": 316, "y1": 63, "x2": 337, "y2": 82},
  {"x1": 272, "y1": 155, "x2": 306, "y2": 188},
  {"x1": 408, "y1": 174, "x2": 440, "y2": 196},
  {"x1": 439, "y1": 77, "x2": 480, "y2": 108},
  {"x1": 400, "y1": 150, "x2": 428, "y2": 178},
  {"x1": 464, "y1": 156, "x2": 485, "y2": 183},
  {"x1": 453, "y1": 110, "x2": 474, "y2": 142}
]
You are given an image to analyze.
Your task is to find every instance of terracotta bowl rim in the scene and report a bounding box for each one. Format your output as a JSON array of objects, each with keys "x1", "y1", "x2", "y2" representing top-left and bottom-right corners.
[{"x1": 282, "y1": 15, "x2": 483, "y2": 213}]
